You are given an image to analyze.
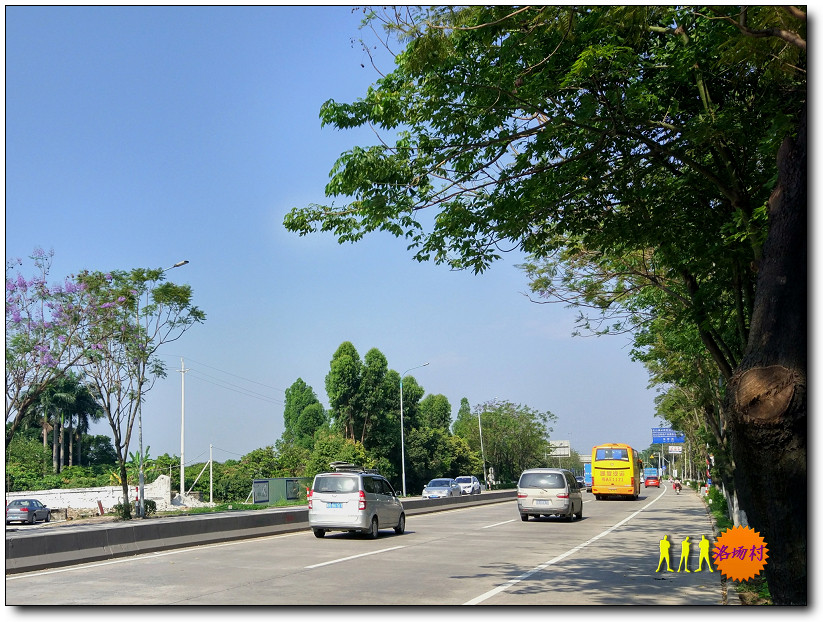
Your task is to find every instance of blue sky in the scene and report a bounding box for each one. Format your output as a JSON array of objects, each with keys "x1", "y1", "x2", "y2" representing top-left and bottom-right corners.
[{"x1": 5, "y1": 5, "x2": 666, "y2": 467}]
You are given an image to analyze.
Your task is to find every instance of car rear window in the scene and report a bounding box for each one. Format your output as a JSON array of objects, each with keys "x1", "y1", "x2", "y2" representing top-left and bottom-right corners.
[
  {"x1": 428, "y1": 479, "x2": 451, "y2": 487},
  {"x1": 519, "y1": 473, "x2": 566, "y2": 489},
  {"x1": 313, "y1": 475, "x2": 359, "y2": 493},
  {"x1": 455, "y1": 477, "x2": 471, "y2": 483}
]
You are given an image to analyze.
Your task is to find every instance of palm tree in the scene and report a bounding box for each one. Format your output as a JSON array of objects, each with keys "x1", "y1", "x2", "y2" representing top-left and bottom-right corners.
[
  {"x1": 65, "y1": 383, "x2": 103, "y2": 467},
  {"x1": 25, "y1": 372, "x2": 103, "y2": 472}
]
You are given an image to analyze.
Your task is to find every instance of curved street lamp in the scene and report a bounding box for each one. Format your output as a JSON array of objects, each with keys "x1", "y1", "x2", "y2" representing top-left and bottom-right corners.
[
  {"x1": 137, "y1": 260, "x2": 189, "y2": 518},
  {"x1": 400, "y1": 362, "x2": 429, "y2": 497}
]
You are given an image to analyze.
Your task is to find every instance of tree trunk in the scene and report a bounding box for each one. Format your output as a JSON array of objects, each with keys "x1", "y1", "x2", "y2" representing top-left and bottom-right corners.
[
  {"x1": 120, "y1": 465, "x2": 132, "y2": 520},
  {"x1": 59, "y1": 413, "x2": 65, "y2": 470},
  {"x1": 725, "y1": 105, "x2": 806, "y2": 605},
  {"x1": 52, "y1": 416, "x2": 59, "y2": 473},
  {"x1": 68, "y1": 417, "x2": 74, "y2": 467}
]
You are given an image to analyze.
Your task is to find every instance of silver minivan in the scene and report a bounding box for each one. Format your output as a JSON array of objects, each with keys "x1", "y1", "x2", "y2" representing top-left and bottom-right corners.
[
  {"x1": 308, "y1": 463, "x2": 405, "y2": 538},
  {"x1": 517, "y1": 468, "x2": 583, "y2": 521}
]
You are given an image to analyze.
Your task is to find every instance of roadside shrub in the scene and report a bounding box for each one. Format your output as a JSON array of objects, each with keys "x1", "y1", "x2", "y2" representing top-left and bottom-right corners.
[
  {"x1": 706, "y1": 484, "x2": 733, "y2": 531},
  {"x1": 111, "y1": 502, "x2": 133, "y2": 520},
  {"x1": 143, "y1": 499, "x2": 157, "y2": 517}
]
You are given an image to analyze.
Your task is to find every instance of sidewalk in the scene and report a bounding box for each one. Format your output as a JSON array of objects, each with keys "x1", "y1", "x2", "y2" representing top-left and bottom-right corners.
[{"x1": 587, "y1": 485, "x2": 738, "y2": 605}]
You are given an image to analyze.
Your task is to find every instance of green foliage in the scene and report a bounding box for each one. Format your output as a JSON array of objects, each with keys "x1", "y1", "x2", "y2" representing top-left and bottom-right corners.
[
  {"x1": 57, "y1": 465, "x2": 113, "y2": 489},
  {"x1": 81, "y1": 434, "x2": 118, "y2": 466},
  {"x1": 111, "y1": 501, "x2": 132, "y2": 521},
  {"x1": 142, "y1": 499, "x2": 157, "y2": 517},
  {"x1": 418, "y1": 394, "x2": 452, "y2": 430},
  {"x1": 4, "y1": 436, "x2": 53, "y2": 491},
  {"x1": 240, "y1": 446, "x2": 278, "y2": 479},
  {"x1": 706, "y1": 485, "x2": 733, "y2": 532},
  {"x1": 473, "y1": 399, "x2": 557, "y2": 483},
  {"x1": 283, "y1": 378, "x2": 323, "y2": 446},
  {"x1": 325, "y1": 342, "x2": 363, "y2": 439},
  {"x1": 281, "y1": 7, "x2": 806, "y2": 492},
  {"x1": 305, "y1": 428, "x2": 372, "y2": 480},
  {"x1": 272, "y1": 439, "x2": 311, "y2": 477}
]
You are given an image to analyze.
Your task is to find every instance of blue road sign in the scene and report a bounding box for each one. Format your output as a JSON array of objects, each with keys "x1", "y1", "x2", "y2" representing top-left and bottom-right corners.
[{"x1": 652, "y1": 427, "x2": 686, "y2": 443}]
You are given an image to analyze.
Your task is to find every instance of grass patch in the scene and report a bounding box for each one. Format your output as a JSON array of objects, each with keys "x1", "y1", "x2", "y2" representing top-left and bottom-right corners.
[
  {"x1": 703, "y1": 485, "x2": 772, "y2": 605},
  {"x1": 735, "y1": 575, "x2": 773, "y2": 605}
]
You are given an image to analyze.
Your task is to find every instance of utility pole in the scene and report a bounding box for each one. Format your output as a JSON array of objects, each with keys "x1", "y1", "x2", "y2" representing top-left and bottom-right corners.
[{"x1": 179, "y1": 357, "x2": 189, "y2": 499}]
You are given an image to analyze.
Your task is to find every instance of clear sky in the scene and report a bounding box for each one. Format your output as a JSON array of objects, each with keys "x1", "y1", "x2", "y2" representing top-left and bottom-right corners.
[{"x1": 5, "y1": 5, "x2": 666, "y2": 467}]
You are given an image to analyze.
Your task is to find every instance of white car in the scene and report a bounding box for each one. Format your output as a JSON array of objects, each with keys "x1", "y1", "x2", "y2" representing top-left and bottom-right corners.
[
  {"x1": 308, "y1": 462, "x2": 405, "y2": 539},
  {"x1": 517, "y1": 468, "x2": 583, "y2": 521},
  {"x1": 422, "y1": 478, "x2": 462, "y2": 498},
  {"x1": 455, "y1": 475, "x2": 481, "y2": 495}
]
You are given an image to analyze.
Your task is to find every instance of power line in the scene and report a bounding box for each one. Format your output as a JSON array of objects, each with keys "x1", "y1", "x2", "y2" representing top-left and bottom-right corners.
[
  {"x1": 158, "y1": 354, "x2": 285, "y2": 405},
  {"x1": 187, "y1": 369, "x2": 284, "y2": 405},
  {"x1": 211, "y1": 445, "x2": 247, "y2": 458},
  {"x1": 163, "y1": 354, "x2": 286, "y2": 393}
]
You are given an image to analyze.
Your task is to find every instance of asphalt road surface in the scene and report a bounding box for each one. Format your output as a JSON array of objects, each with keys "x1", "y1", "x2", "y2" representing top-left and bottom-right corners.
[{"x1": 6, "y1": 485, "x2": 729, "y2": 605}]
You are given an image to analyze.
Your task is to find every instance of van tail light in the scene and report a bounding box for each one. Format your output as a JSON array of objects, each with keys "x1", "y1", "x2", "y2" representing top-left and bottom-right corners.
[
  {"x1": 517, "y1": 493, "x2": 528, "y2": 498},
  {"x1": 557, "y1": 493, "x2": 569, "y2": 499},
  {"x1": 358, "y1": 490, "x2": 366, "y2": 510},
  {"x1": 307, "y1": 489, "x2": 313, "y2": 510}
]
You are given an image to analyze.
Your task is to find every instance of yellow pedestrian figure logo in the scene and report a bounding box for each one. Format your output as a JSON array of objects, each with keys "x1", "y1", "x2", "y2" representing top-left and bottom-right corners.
[
  {"x1": 656, "y1": 535, "x2": 674, "y2": 572},
  {"x1": 698, "y1": 535, "x2": 714, "y2": 572},
  {"x1": 678, "y1": 536, "x2": 691, "y2": 573}
]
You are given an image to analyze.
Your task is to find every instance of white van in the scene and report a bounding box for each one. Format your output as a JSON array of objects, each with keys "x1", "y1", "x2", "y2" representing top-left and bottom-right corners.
[
  {"x1": 517, "y1": 468, "x2": 583, "y2": 521},
  {"x1": 308, "y1": 463, "x2": 405, "y2": 538}
]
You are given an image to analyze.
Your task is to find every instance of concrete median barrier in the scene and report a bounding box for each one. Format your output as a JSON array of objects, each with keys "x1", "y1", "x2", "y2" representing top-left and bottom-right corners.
[{"x1": 5, "y1": 490, "x2": 515, "y2": 574}]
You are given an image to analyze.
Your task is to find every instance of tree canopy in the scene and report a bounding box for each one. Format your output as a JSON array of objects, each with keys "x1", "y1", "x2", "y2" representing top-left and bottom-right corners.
[{"x1": 283, "y1": 6, "x2": 806, "y2": 603}]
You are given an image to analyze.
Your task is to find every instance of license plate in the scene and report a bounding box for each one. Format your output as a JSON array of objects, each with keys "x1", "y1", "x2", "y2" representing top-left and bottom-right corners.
[
  {"x1": 326, "y1": 502, "x2": 342, "y2": 509},
  {"x1": 535, "y1": 499, "x2": 550, "y2": 506}
]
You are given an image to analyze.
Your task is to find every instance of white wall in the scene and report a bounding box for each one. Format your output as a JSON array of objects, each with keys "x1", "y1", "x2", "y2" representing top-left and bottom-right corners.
[{"x1": 5, "y1": 475, "x2": 173, "y2": 513}]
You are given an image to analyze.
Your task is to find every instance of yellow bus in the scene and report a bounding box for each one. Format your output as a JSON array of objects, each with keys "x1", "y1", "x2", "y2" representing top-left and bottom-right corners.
[{"x1": 591, "y1": 443, "x2": 642, "y2": 500}]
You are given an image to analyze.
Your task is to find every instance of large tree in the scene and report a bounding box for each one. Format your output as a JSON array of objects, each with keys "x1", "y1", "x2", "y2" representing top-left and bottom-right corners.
[
  {"x1": 283, "y1": 378, "x2": 324, "y2": 447},
  {"x1": 283, "y1": 6, "x2": 806, "y2": 603},
  {"x1": 325, "y1": 341, "x2": 363, "y2": 440},
  {"x1": 5, "y1": 249, "x2": 126, "y2": 446},
  {"x1": 470, "y1": 399, "x2": 556, "y2": 483},
  {"x1": 77, "y1": 267, "x2": 204, "y2": 518}
]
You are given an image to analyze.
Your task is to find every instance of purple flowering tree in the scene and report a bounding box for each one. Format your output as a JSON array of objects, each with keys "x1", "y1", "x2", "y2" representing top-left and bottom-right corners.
[
  {"x1": 5, "y1": 249, "x2": 126, "y2": 446},
  {"x1": 7, "y1": 252, "x2": 204, "y2": 519}
]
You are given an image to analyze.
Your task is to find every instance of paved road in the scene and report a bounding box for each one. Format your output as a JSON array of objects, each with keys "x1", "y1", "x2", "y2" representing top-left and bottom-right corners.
[{"x1": 6, "y1": 485, "x2": 731, "y2": 605}]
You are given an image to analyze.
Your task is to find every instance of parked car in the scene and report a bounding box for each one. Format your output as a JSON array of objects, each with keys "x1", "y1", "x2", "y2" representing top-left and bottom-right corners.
[
  {"x1": 644, "y1": 476, "x2": 660, "y2": 488},
  {"x1": 517, "y1": 468, "x2": 583, "y2": 521},
  {"x1": 422, "y1": 478, "x2": 462, "y2": 499},
  {"x1": 6, "y1": 499, "x2": 51, "y2": 525},
  {"x1": 308, "y1": 462, "x2": 405, "y2": 539},
  {"x1": 455, "y1": 475, "x2": 481, "y2": 495}
]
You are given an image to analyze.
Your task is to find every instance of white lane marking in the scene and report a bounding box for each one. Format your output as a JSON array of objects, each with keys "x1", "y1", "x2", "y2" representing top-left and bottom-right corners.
[
  {"x1": 464, "y1": 490, "x2": 666, "y2": 605},
  {"x1": 482, "y1": 519, "x2": 516, "y2": 529},
  {"x1": 305, "y1": 545, "x2": 406, "y2": 569},
  {"x1": 5, "y1": 531, "x2": 303, "y2": 580}
]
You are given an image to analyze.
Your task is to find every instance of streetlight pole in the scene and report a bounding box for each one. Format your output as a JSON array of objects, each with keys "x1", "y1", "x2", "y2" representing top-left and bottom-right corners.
[
  {"x1": 400, "y1": 362, "x2": 429, "y2": 497},
  {"x1": 179, "y1": 356, "x2": 189, "y2": 500},
  {"x1": 478, "y1": 411, "x2": 487, "y2": 490},
  {"x1": 138, "y1": 259, "x2": 188, "y2": 518}
]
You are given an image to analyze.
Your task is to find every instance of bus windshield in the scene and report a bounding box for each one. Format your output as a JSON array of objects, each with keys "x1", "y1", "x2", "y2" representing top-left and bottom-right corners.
[{"x1": 595, "y1": 448, "x2": 629, "y2": 461}]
